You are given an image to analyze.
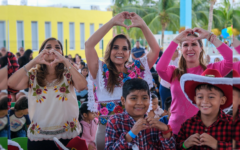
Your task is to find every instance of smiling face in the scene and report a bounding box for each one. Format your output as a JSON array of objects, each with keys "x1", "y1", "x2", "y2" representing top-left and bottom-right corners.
[
  {"x1": 121, "y1": 90, "x2": 150, "y2": 121},
  {"x1": 110, "y1": 38, "x2": 130, "y2": 66},
  {"x1": 181, "y1": 36, "x2": 202, "y2": 64},
  {"x1": 81, "y1": 68, "x2": 88, "y2": 77},
  {"x1": 152, "y1": 98, "x2": 159, "y2": 111},
  {"x1": 42, "y1": 40, "x2": 62, "y2": 64},
  {"x1": 194, "y1": 86, "x2": 226, "y2": 116}
]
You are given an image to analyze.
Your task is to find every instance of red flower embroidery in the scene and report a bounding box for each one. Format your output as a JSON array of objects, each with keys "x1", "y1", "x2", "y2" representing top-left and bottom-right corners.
[{"x1": 113, "y1": 106, "x2": 123, "y2": 114}]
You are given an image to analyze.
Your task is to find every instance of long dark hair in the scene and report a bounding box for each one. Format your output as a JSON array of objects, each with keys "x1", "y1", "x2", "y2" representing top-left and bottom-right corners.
[
  {"x1": 14, "y1": 96, "x2": 28, "y2": 111},
  {"x1": 34, "y1": 37, "x2": 65, "y2": 87},
  {"x1": 18, "y1": 49, "x2": 33, "y2": 68},
  {"x1": 0, "y1": 53, "x2": 7, "y2": 69},
  {"x1": 104, "y1": 34, "x2": 131, "y2": 93}
]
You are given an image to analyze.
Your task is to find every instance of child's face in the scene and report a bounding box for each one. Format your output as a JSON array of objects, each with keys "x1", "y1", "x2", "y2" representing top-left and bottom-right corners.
[
  {"x1": 152, "y1": 98, "x2": 159, "y2": 111},
  {"x1": 84, "y1": 112, "x2": 97, "y2": 121},
  {"x1": 0, "y1": 109, "x2": 8, "y2": 117},
  {"x1": 194, "y1": 88, "x2": 226, "y2": 116},
  {"x1": 233, "y1": 89, "x2": 240, "y2": 117},
  {"x1": 22, "y1": 109, "x2": 28, "y2": 116},
  {"x1": 121, "y1": 90, "x2": 150, "y2": 120},
  {"x1": 81, "y1": 69, "x2": 88, "y2": 77}
]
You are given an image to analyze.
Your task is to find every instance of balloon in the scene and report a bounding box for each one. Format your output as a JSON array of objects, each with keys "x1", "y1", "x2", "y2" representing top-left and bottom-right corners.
[
  {"x1": 233, "y1": 28, "x2": 240, "y2": 36},
  {"x1": 211, "y1": 28, "x2": 221, "y2": 36},
  {"x1": 221, "y1": 28, "x2": 229, "y2": 38},
  {"x1": 227, "y1": 27, "x2": 233, "y2": 36}
]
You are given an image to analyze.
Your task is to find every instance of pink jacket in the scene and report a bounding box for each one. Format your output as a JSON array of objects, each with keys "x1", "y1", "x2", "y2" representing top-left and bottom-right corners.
[{"x1": 80, "y1": 119, "x2": 98, "y2": 147}]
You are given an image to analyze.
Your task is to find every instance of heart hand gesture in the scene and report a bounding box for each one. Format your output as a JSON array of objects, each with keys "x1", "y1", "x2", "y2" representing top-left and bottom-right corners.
[
  {"x1": 173, "y1": 29, "x2": 194, "y2": 44},
  {"x1": 127, "y1": 12, "x2": 146, "y2": 29},
  {"x1": 33, "y1": 49, "x2": 51, "y2": 66},
  {"x1": 111, "y1": 11, "x2": 130, "y2": 28},
  {"x1": 184, "y1": 133, "x2": 201, "y2": 148},
  {"x1": 49, "y1": 49, "x2": 66, "y2": 66},
  {"x1": 192, "y1": 27, "x2": 211, "y2": 40}
]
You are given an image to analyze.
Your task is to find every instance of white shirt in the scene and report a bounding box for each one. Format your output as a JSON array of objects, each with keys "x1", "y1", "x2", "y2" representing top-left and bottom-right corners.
[{"x1": 160, "y1": 57, "x2": 179, "y2": 88}]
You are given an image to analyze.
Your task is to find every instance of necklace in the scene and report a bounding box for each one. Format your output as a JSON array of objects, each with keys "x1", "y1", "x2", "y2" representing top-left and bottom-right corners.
[{"x1": 45, "y1": 79, "x2": 58, "y2": 87}]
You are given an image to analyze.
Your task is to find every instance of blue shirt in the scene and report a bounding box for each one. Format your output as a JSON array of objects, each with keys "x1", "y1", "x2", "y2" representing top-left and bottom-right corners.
[
  {"x1": 131, "y1": 47, "x2": 145, "y2": 58},
  {"x1": 159, "y1": 115, "x2": 169, "y2": 124}
]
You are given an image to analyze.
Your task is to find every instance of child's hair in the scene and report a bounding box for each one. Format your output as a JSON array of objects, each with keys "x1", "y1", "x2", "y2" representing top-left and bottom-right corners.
[
  {"x1": 233, "y1": 87, "x2": 240, "y2": 97},
  {"x1": 16, "y1": 52, "x2": 21, "y2": 57},
  {"x1": 151, "y1": 93, "x2": 158, "y2": 100},
  {"x1": 0, "y1": 96, "x2": 8, "y2": 110},
  {"x1": 195, "y1": 84, "x2": 224, "y2": 97},
  {"x1": 122, "y1": 78, "x2": 149, "y2": 100},
  {"x1": 14, "y1": 96, "x2": 28, "y2": 111},
  {"x1": 78, "y1": 102, "x2": 96, "y2": 137},
  {"x1": 164, "y1": 97, "x2": 172, "y2": 111},
  {"x1": 81, "y1": 62, "x2": 85, "y2": 67}
]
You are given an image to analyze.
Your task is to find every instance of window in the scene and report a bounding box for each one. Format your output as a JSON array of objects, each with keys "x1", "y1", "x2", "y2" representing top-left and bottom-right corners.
[
  {"x1": 99, "y1": 24, "x2": 103, "y2": 49},
  {"x1": 69, "y1": 22, "x2": 75, "y2": 50},
  {"x1": 0, "y1": 21, "x2": 6, "y2": 48},
  {"x1": 80, "y1": 23, "x2": 85, "y2": 50},
  {"x1": 17, "y1": 21, "x2": 24, "y2": 49},
  {"x1": 90, "y1": 23, "x2": 94, "y2": 36},
  {"x1": 45, "y1": 22, "x2": 51, "y2": 39},
  {"x1": 31, "y1": 21, "x2": 38, "y2": 50},
  {"x1": 57, "y1": 22, "x2": 64, "y2": 47}
]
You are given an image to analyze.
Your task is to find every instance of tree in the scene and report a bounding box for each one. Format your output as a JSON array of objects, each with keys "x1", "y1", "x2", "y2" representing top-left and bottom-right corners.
[{"x1": 121, "y1": 0, "x2": 180, "y2": 47}]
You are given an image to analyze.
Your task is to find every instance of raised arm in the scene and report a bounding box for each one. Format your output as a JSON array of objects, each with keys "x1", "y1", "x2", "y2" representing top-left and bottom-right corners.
[
  {"x1": 128, "y1": 12, "x2": 159, "y2": 68},
  {"x1": 8, "y1": 50, "x2": 50, "y2": 90},
  {"x1": 85, "y1": 12, "x2": 129, "y2": 79},
  {"x1": 233, "y1": 37, "x2": 240, "y2": 54},
  {"x1": 0, "y1": 66, "x2": 7, "y2": 90},
  {"x1": 156, "y1": 29, "x2": 193, "y2": 83}
]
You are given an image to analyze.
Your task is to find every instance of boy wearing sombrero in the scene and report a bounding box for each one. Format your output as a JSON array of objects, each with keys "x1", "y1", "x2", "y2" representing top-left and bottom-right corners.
[
  {"x1": 233, "y1": 69, "x2": 240, "y2": 149},
  {"x1": 177, "y1": 69, "x2": 232, "y2": 150}
]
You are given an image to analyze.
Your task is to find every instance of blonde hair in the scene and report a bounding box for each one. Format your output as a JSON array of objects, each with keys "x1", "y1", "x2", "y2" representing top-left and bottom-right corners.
[
  {"x1": 35, "y1": 38, "x2": 65, "y2": 87},
  {"x1": 103, "y1": 34, "x2": 131, "y2": 93},
  {"x1": 173, "y1": 33, "x2": 207, "y2": 81}
]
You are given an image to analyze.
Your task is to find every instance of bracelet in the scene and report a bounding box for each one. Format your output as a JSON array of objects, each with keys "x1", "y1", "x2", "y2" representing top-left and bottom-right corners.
[
  {"x1": 182, "y1": 142, "x2": 188, "y2": 149},
  {"x1": 128, "y1": 130, "x2": 136, "y2": 139},
  {"x1": 23, "y1": 65, "x2": 28, "y2": 73},
  {"x1": 207, "y1": 32, "x2": 213, "y2": 41},
  {"x1": 162, "y1": 125, "x2": 172, "y2": 135}
]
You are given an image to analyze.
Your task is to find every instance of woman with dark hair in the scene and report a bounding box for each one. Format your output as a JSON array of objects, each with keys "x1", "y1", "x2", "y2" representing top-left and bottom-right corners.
[
  {"x1": 85, "y1": 11, "x2": 160, "y2": 149},
  {"x1": 156, "y1": 28, "x2": 232, "y2": 135},
  {"x1": 17, "y1": 49, "x2": 33, "y2": 99},
  {"x1": 8, "y1": 37, "x2": 87, "y2": 150},
  {"x1": 18, "y1": 49, "x2": 33, "y2": 69}
]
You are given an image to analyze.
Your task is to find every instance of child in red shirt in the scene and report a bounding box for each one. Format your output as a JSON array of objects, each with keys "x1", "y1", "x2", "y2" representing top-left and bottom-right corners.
[{"x1": 177, "y1": 69, "x2": 232, "y2": 150}]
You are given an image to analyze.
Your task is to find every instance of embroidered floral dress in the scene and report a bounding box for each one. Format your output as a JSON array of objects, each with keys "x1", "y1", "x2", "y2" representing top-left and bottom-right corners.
[
  {"x1": 27, "y1": 68, "x2": 81, "y2": 141},
  {"x1": 87, "y1": 55, "x2": 153, "y2": 125}
]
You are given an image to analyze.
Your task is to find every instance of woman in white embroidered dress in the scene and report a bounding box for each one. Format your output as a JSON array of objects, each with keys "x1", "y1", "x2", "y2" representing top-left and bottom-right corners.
[
  {"x1": 8, "y1": 38, "x2": 87, "y2": 150},
  {"x1": 85, "y1": 12, "x2": 160, "y2": 150}
]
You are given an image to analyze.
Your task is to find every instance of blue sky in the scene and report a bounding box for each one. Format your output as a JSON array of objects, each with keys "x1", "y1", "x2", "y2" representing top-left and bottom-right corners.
[{"x1": 2, "y1": 0, "x2": 236, "y2": 11}]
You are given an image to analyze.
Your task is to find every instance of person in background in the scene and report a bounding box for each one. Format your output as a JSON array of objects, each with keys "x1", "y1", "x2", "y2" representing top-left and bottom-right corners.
[
  {"x1": 159, "y1": 49, "x2": 179, "y2": 111},
  {"x1": 230, "y1": 43, "x2": 234, "y2": 49},
  {"x1": 131, "y1": 40, "x2": 145, "y2": 62},
  {"x1": 214, "y1": 57, "x2": 220, "y2": 63},
  {"x1": 148, "y1": 93, "x2": 164, "y2": 120},
  {"x1": 78, "y1": 102, "x2": 97, "y2": 150},
  {"x1": 0, "y1": 96, "x2": 10, "y2": 138},
  {"x1": 206, "y1": 54, "x2": 211, "y2": 65},
  {"x1": 9, "y1": 96, "x2": 30, "y2": 139},
  {"x1": 68, "y1": 54, "x2": 73, "y2": 60},
  {"x1": 75, "y1": 55, "x2": 82, "y2": 70},
  {"x1": 160, "y1": 96, "x2": 172, "y2": 125},
  {"x1": 75, "y1": 67, "x2": 89, "y2": 102},
  {"x1": 16, "y1": 52, "x2": 21, "y2": 60},
  {"x1": 18, "y1": 47, "x2": 25, "y2": 56},
  {"x1": 0, "y1": 47, "x2": 7, "y2": 57},
  {"x1": 234, "y1": 57, "x2": 239, "y2": 63}
]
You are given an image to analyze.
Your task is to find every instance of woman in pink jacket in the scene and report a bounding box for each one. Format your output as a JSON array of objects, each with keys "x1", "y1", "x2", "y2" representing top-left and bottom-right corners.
[{"x1": 156, "y1": 28, "x2": 232, "y2": 135}]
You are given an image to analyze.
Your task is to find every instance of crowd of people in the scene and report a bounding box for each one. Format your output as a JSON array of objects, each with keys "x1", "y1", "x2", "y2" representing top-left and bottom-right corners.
[{"x1": 0, "y1": 11, "x2": 239, "y2": 150}]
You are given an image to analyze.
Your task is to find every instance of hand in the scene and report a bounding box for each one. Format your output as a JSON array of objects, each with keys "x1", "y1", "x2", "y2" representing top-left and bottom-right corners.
[
  {"x1": 184, "y1": 133, "x2": 201, "y2": 148},
  {"x1": 131, "y1": 118, "x2": 149, "y2": 135},
  {"x1": 233, "y1": 36, "x2": 240, "y2": 48},
  {"x1": 32, "y1": 49, "x2": 51, "y2": 66},
  {"x1": 111, "y1": 11, "x2": 130, "y2": 28},
  {"x1": 173, "y1": 29, "x2": 194, "y2": 43},
  {"x1": 192, "y1": 27, "x2": 211, "y2": 40},
  {"x1": 145, "y1": 116, "x2": 168, "y2": 131},
  {"x1": 88, "y1": 142, "x2": 96, "y2": 150},
  {"x1": 127, "y1": 12, "x2": 146, "y2": 29},
  {"x1": 49, "y1": 49, "x2": 66, "y2": 66},
  {"x1": 147, "y1": 110, "x2": 155, "y2": 118},
  {"x1": 199, "y1": 133, "x2": 218, "y2": 149}
]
